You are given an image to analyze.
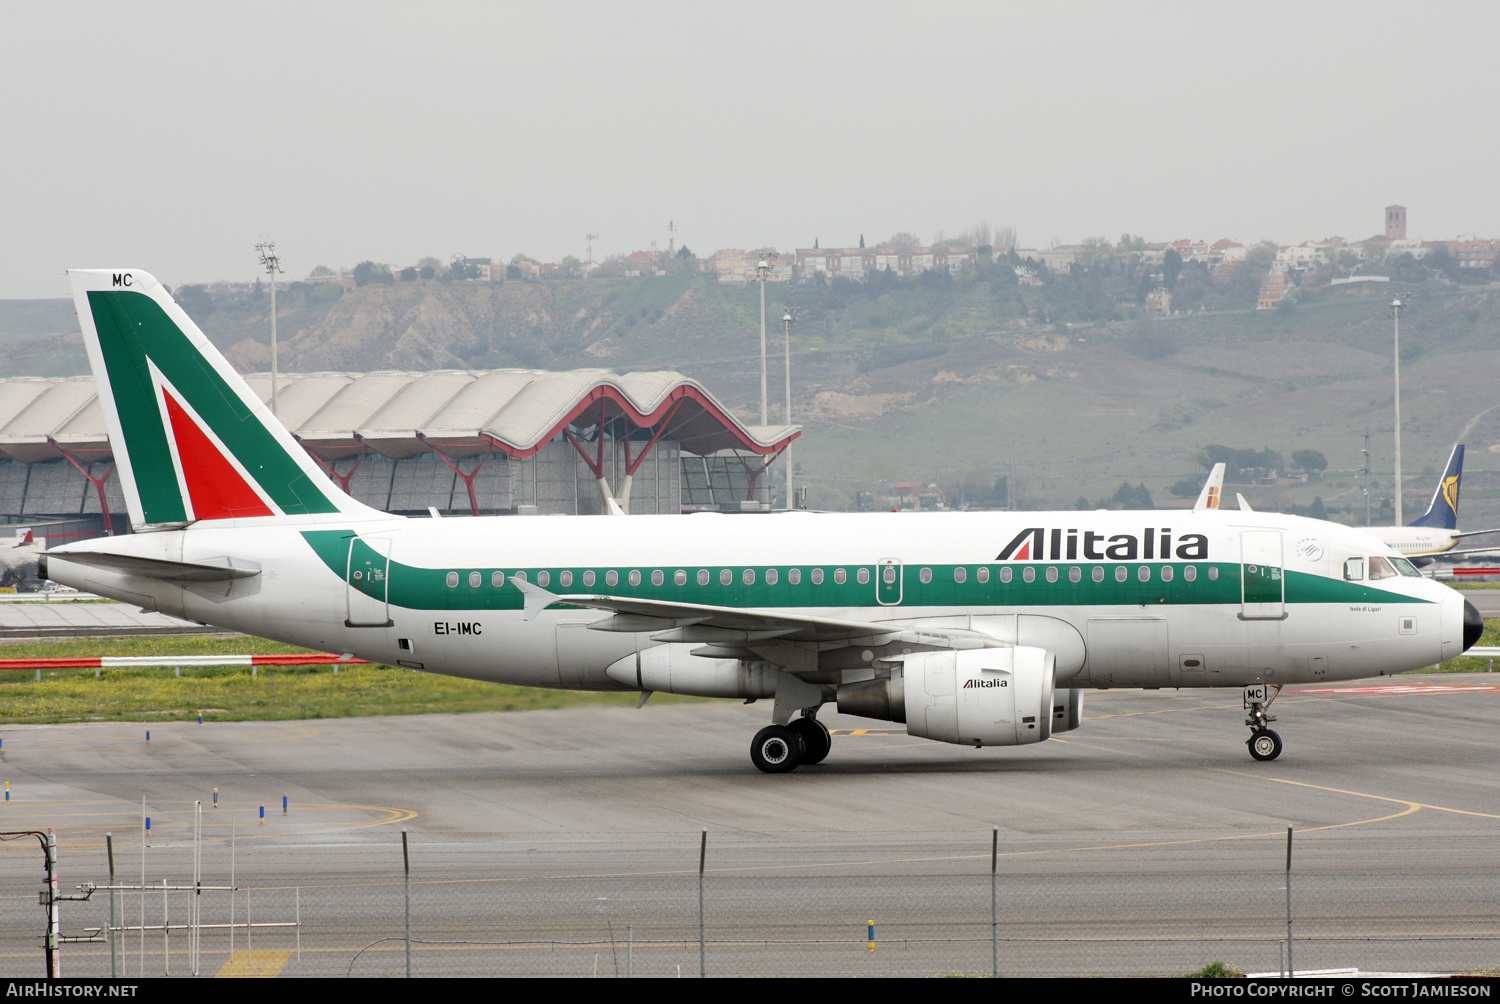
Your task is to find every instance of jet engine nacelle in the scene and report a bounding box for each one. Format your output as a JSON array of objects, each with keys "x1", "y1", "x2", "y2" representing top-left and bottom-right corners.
[
  {"x1": 838, "y1": 647, "x2": 1056, "y2": 747},
  {"x1": 604, "y1": 644, "x2": 778, "y2": 699},
  {"x1": 1051, "y1": 687, "x2": 1084, "y2": 733}
]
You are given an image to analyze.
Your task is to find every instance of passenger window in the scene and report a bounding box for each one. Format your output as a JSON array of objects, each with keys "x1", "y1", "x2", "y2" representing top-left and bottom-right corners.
[
  {"x1": 446, "y1": 571, "x2": 459, "y2": 588},
  {"x1": 1069, "y1": 566, "x2": 1082, "y2": 583},
  {"x1": 1343, "y1": 558, "x2": 1364, "y2": 581},
  {"x1": 697, "y1": 569, "x2": 710, "y2": 586},
  {"x1": 1368, "y1": 556, "x2": 1397, "y2": 581},
  {"x1": 560, "y1": 570, "x2": 574, "y2": 587},
  {"x1": 834, "y1": 568, "x2": 847, "y2": 584},
  {"x1": 514, "y1": 571, "x2": 527, "y2": 584},
  {"x1": 1091, "y1": 566, "x2": 1104, "y2": 583},
  {"x1": 468, "y1": 571, "x2": 481, "y2": 588},
  {"x1": 1160, "y1": 566, "x2": 1173, "y2": 583},
  {"x1": 491, "y1": 571, "x2": 505, "y2": 588},
  {"x1": 954, "y1": 567, "x2": 967, "y2": 584},
  {"x1": 977, "y1": 567, "x2": 990, "y2": 584},
  {"x1": 1045, "y1": 567, "x2": 1058, "y2": 583},
  {"x1": 720, "y1": 569, "x2": 733, "y2": 585},
  {"x1": 919, "y1": 567, "x2": 932, "y2": 584},
  {"x1": 766, "y1": 568, "x2": 778, "y2": 585},
  {"x1": 537, "y1": 571, "x2": 550, "y2": 587},
  {"x1": 883, "y1": 565, "x2": 898, "y2": 584},
  {"x1": 857, "y1": 568, "x2": 869, "y2": 584},
  {"x1": 743, "y1": 569, "x2": 755, "y2": 585},
  {"x1": 1022, "y1": 567, "x2": 1036, "y2": 583},
  {"x1": 1114, "y1": 566, "x2": 1128, "y2": 582},
  {"x1": 1138, "y1": 566, "x2": 1150, "y2": 582},
  {"x1": 674, "y1": 570, "x2": 687, "y2": 586},
  {"x1": 651, "y1": 570, "x2": 664, "y2": 587},
  {"x1": 605, "y1": 570, "x2": 619, "y2": 587},
  {"x1": 788, "y1": 568, "x2": 801, "y2": 585},
  {"x1": 1207, "y1": 566, "x2": 1219, "y2": 581},
  {"x1": 812, "y1": 568, "x2": 824, "y2": 585},
  {"x1": 583, "y1": 571, "x2": 596, "y2": 587},
  {"x1": 628, "y1": 570, "x2": 642, "y2": 586},
  {"x1": 998, "y1": 567, "x2": 1011, "y2": 583},
  {"x1": 1183, "y1": 566, "x2": 1195, "y2": 582}
]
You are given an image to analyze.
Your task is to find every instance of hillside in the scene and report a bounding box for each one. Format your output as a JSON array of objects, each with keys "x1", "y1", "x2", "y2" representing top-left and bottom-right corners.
[{"x1": 4, "y1": 275, "x2": 1500, "y2": 528}]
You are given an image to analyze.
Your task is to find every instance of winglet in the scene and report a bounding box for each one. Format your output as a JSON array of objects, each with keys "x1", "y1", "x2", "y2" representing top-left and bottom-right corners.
[
  {"x1": 1194, "y1": 463, "x2": 1225, "y2": 512},
  {"x1": 510, "y1": 575, "x2": 561, "y2": 620},
  {"x1": 1237, "y1": 493, "x2": 1254, "y2": 512}
]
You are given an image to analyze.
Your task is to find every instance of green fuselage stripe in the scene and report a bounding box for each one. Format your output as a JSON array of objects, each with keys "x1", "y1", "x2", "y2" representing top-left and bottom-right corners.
[{"x1": 303, "y1": 530, "x2": 1425, "y2": 613}]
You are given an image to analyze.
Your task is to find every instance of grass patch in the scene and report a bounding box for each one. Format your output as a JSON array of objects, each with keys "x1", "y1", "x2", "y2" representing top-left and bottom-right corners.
[{"x1": 0, "y1": 635, "x2": 708, "y2": 725}]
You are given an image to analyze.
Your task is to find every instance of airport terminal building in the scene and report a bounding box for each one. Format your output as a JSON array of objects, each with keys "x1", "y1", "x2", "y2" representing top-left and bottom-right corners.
[{"x1": 0, "y1": 369, "x2": 798, "y2": 545}]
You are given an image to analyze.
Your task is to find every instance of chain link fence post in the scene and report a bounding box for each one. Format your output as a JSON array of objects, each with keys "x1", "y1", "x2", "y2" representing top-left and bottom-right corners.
[
  {"x1": 1285, "y1": 826, "x2": 1293, "y2": 977},
  {"x1": 991, "y1": 825, "x2": 999, "y2": 978},
  {"x1": 698, "y1": 828, "x2": 707, "y2": 978},
  {"x1": 403, "y1": 829, "x2": 412, "y2": 978}
]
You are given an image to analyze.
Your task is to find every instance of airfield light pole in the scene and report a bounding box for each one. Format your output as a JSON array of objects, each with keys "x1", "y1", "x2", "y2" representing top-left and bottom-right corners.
[
  {"x1": 755, "y1": 256, "x2": 772, "y2": 426},
  {"x1": 782, "y1": 309, "x2": 794, "y2": 509},
  {"x1": 255, "y1": 241, "x2": 282, "y2": 417},
  {"x1": 1362, "y1": 430, "x2": 1371, "y2": 526},
  {"x1": 1390, "y1": 295, "x2": 1409, "y2": 524}
]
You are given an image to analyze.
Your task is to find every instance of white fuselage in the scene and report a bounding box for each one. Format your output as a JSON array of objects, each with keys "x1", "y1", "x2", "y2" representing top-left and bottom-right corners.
[{"x1": 47, "y1": 508, "x2": 1468, "y2": 695}]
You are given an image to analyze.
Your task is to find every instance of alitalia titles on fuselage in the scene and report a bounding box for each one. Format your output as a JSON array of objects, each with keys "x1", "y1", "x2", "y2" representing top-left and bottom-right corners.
[{"x1": 997, "y1": 526, "x2": 1209, "y2": 563}]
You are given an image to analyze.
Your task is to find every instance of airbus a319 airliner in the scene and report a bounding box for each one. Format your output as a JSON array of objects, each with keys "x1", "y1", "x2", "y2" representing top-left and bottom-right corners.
[{"x1": 43, "y1": 270, "x2": 1483, "y2": 772}]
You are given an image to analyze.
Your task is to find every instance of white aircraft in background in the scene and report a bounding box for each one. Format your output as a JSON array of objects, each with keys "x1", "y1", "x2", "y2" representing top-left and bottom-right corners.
[
  {"x1": 1207, "y1": 446, "x2": 1500, "y2": 561},
  {"x1": 0, "y1": 529, "x2": 45, "y2": 583},
  {"x1": 1361, "y1": 445, "x2": 1500, "y2": 559},
  {"x1": 42, "y1": 270, "x2": 1482, "y2": 772}
]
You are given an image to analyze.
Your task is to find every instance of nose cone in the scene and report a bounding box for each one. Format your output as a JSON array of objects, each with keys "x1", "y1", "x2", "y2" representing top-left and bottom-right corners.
[{"x1": 1464, "y1": 599, "x2": 1484, "y2": 652}]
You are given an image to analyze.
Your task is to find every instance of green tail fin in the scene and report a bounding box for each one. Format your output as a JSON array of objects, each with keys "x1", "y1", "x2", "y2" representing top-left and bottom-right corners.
[{"x1": 68, "y1": 269, "x2": 376, "y2": 528}]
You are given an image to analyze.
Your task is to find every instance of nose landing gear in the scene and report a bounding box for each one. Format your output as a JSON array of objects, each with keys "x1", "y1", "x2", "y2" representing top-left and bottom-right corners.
[{"x1": 1244, "y1": 683, "x2": 1283, "y2": 761}]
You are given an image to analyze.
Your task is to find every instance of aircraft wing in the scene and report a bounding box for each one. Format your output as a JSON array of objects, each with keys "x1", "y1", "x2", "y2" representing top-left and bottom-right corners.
[
  {"x1": 510, "y1": 576, "x2": 997, "y2": 650},
  {"x1": 1452, "y1": 528, "x2": 1500, "y2": 539}
]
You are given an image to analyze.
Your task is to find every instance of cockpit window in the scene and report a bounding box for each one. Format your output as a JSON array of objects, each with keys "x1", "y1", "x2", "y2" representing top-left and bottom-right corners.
[
  {"x1": 1367, "y1": 555, "x2": 1397, "y2": 581},
  {"x1": 1391, "y1": 556, "x2": 1423, "y2": 578},
  {"x1": 1343, "y1": 558, "x2": 1364, "y2": 581}
]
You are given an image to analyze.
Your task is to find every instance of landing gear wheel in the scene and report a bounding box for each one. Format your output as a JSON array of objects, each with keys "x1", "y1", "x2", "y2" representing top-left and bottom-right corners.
[
  {"x1": 1248, "y1": 729, "x2": 1282, "y2": 762},
  {"x1": 750, "y1": 725, "x2": 804, "y2": 774},
  {"x1": 789, "y1": 717, "x2": 831, "y2": 765}
]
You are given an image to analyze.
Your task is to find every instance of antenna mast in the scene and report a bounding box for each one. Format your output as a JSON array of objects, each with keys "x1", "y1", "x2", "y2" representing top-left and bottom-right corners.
[
  {"x1": 254, "y1": 240, "x2": 281, "y2": 417},
  {"x1": 585, "y1": 233, "x2": 598, "y2": 277}
]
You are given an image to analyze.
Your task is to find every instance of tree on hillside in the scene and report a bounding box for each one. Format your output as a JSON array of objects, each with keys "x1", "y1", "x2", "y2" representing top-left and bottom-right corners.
[
  {"x1": 307, "y1": 265, "x2": 337, "y2": 279},
  {"x1": 1292, "y1": 449, "x2": 1328, "y2": 474},
  {"x1": 398, "y1": 267, "x2": 418, "y2": 282},
  {"x1": 352, "y1": 261, "x2": 394, "y2": 286},
  {"x1": 676, "y1": 245, "x2": 694, "y2": 259},
  {"x1": 175, "y1": 285, "x2": 216, "y2": 325},
  {"x1": 887, "y1": 231, "x2": 920, "y2": 250},
  {"x1": 1163, "y1": 249, "x2": 1183, "y2": 292}
]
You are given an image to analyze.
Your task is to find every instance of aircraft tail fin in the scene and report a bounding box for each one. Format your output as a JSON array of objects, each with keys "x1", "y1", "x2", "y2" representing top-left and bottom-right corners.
[
  {"x1": 1193, "y1": 463, "x2": 1225, "y2": 512},
  {"x1": 1407, "y1": 444, "x2": 1463, "y2": 530},
  {"x1": 67, "y1": 269, "x2": 380, "y2": 530}
]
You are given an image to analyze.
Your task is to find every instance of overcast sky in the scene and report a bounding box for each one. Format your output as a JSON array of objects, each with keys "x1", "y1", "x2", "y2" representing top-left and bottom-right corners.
[{"x1": 2, "y1": 1, "x2": 1495, "y2": 299}]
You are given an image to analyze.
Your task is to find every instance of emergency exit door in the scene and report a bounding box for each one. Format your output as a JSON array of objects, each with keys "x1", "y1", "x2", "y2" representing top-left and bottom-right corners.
[
  {"x1": 877, "y1": 559, "x2": 903, "y2": 605},
  {"x1": 346, "y1": 536, "x2": 393, "y2": 627}
]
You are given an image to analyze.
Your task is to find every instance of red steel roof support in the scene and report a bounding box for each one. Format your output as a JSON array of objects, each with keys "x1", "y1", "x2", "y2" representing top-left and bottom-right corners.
[
  {"x1": 50, "y1": 441, "x2": 115, "y2": 536},
  {"x1": 421, "y1": 437, "x2": 497, "y2": 517}
]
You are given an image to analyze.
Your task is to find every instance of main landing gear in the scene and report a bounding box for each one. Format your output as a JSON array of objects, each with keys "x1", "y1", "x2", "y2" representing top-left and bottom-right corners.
[
  {"x1": 1244, "y1": 683, "x2": 1283, "y2": 761},
  {"x1": 750, "y1": 712, "x2": 831, "y2": 774}
]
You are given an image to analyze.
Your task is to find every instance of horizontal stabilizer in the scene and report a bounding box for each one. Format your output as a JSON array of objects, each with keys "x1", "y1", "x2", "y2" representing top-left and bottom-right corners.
[{"x1": 41, "y1": 551, "x2": 260, "y2": 583}]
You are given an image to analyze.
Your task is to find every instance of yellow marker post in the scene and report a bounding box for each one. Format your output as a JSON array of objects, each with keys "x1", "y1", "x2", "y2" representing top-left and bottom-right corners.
[{"x1": 868, "y1": 920, "x2": 874, "y2": 951}]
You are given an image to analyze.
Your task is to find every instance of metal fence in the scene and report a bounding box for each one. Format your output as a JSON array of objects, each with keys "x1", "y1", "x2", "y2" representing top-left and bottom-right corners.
[{"x1": 3, "y1": 825, "x2": 1498, "y2": 978}]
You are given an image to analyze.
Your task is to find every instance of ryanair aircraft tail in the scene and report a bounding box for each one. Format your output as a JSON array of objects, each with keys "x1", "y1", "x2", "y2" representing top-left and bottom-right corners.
[
  {"x1": 1407, "y1": 443, "x2": 1463, "y2": 530},
  {"x1": 68, "y1": 269, "x2": 379, "y2": 530}
]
